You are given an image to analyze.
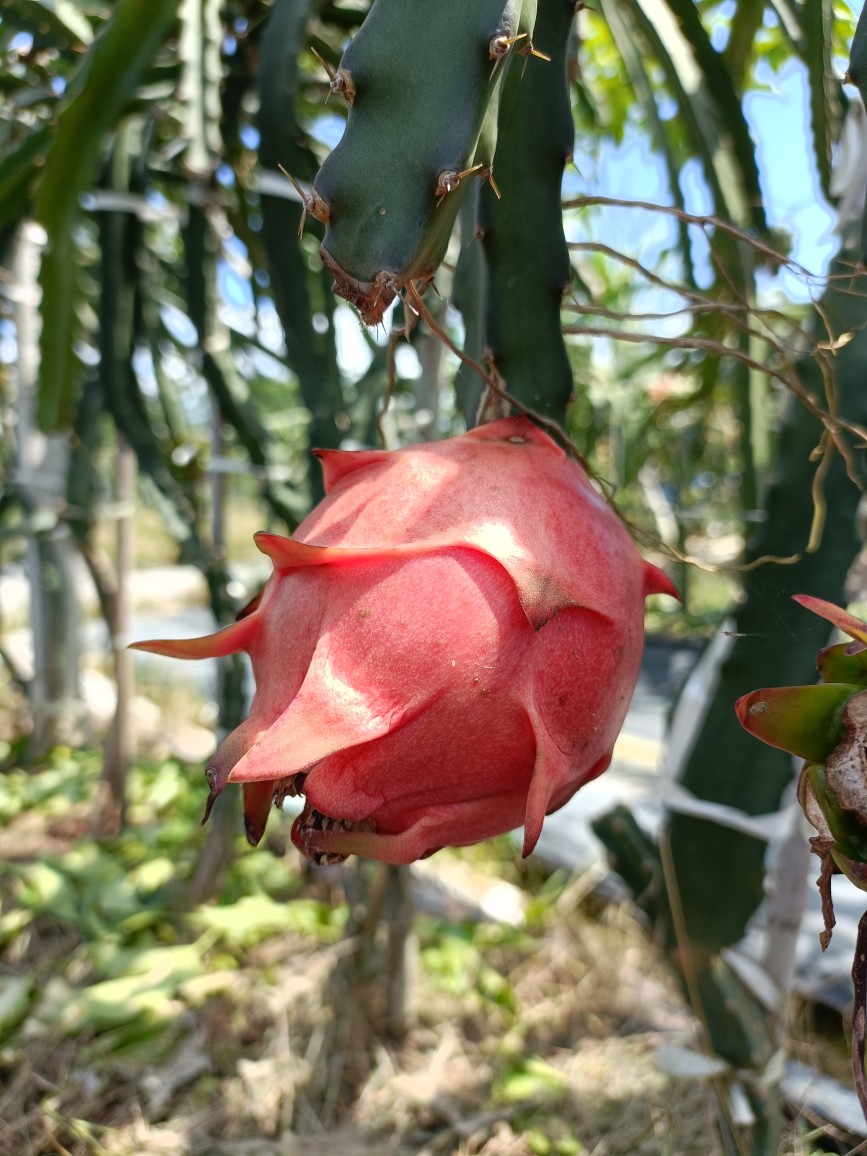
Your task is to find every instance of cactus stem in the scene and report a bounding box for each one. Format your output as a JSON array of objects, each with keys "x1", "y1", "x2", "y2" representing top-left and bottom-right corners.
[
  {"x1": 278, "y1": 165, "x2": 330, "y2": 238},
  {"x1": 310, "y1": 45, "x2": 355, "y2": 105},
  {"x1": 435, "y1": 164, "x2": 484, "y2": 203}
]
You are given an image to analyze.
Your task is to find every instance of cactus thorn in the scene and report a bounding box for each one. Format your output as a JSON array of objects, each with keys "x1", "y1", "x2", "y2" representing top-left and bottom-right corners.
[
  {"x1": 277, "y1": 165, "x2": 330, "y2": 238},
  {"x1": 479, "y1": 166, "x2": 501, "y2": 199},
  {"x1": 310, "y1": 46, "x2": 336, "y2": 96},
  {"x1": 516, "y1": 39, "x2": 551, "y2": 78},
  {"x1": 490, "y1": 31, "x2": 527, "y2": 59},
  {"x1": 435, "y1": 163, "x2": 483, "y2": 203},
  {"x1": 489, "y1": 31, "x2": 527, "y2": 77},
  {"x1": 310, "y1": 45, "x2": 355, "y2": 105},
  {"x1": 519, "y1": 41, "x2": 552, "y2": 63},
  {"x1": 278, "y1": 164, "x2": 310, "y2": 237}
]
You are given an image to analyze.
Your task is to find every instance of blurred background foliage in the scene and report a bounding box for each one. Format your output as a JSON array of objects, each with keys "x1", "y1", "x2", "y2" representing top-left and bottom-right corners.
[{"x1": 1, "y1": 0, "x2": 867, "y2": 1152}]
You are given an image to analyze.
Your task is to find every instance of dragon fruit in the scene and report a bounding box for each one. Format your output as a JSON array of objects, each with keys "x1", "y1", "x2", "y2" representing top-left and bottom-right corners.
[{"x1": 133, "y1": 416, "x2": 674, "y2": 865}]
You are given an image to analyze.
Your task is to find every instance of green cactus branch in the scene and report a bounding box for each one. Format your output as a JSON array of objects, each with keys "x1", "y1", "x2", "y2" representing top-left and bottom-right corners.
[
  {"x1": 453, "y1": 187, "x2": 489, "y2": 426},
  {"x1": 310, "y1": 0, "x2": 538, "y2": 325},
  {"x1": 844, "y1": 1, "x2": 867, "y2": 262},
  {"x1": 35, "y1": 0, "x2": 182, "y2": 430},
  {"x1": 258, "y1": 0, "x2": 346, "y2": 501},
  {"x1": 476, "y1": 0, "x2": 575, "y2": 421}
]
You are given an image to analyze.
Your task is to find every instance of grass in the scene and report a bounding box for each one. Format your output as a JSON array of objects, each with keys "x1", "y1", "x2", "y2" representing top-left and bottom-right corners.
[
  {"x1": 0, "y1": 750, "x2": 861, "y2": 1155},
  {"x1": 0, "y1": 750, "x2": 718, "y2": 1156}
]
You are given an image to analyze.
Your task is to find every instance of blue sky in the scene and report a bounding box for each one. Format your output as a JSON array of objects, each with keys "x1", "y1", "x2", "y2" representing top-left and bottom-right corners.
[{"x1": 563, "y1": 2, "x2": 865, "y2": 306}]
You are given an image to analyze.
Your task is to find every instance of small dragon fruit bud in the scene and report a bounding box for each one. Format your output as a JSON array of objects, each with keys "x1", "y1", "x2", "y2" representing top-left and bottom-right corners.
[
  {"x1": 736, "y1": 595, "x2": 867, "y2": 903},
  {"x1": 133, "y1": 417, "x2": 675, "y2": 865},
  {"x1": 736, "y1": 594, "x2": 867, "y2": 1120}
]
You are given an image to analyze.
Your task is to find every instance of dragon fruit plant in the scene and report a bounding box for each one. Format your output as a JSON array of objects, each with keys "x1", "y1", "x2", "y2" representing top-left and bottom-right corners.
[
  {"x1": 736, "y1": 594, "x2": 867, "y2": 935},
  {"x1": 133, "y1": 416, "x2": 674, "y2": 865},
  {"x1": 737, "y1": 594, "x2": 867, "y2": 1115}
]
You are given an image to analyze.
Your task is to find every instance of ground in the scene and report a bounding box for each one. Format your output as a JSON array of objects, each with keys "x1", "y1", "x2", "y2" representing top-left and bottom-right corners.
[{"x1": 0, "y1": 750, "x2": 852, "y2": 1156}]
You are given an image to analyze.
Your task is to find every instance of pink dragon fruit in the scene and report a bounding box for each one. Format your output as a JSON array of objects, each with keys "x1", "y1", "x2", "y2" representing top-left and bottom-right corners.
[{"x1": 133, "y1": 416, "x2": 674, "y2": 865}]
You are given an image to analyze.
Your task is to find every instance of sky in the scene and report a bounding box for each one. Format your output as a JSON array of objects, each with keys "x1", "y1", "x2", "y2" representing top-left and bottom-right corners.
[{"x1": 562, "y1": 1, "x2": 866, "y2": 306}]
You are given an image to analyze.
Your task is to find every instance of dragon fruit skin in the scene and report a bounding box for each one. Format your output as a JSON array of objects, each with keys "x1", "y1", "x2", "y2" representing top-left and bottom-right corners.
[{"x1": 133, "y1": 416, "x2": 675, "y2": 865}]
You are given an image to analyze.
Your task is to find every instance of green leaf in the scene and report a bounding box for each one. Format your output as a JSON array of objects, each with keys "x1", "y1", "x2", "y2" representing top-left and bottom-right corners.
[
  {"x1": 34, "y1": 0, "x2": 181, "y2": 430},
  {"x1": 15, "y1": 860, "x2": 79, "y2": 921},
  {"x1": 817, "y1": 642, "x2": 867, "y2": 686},
  {"x1": 496, "y1": 1057, "x2": 567, "y2": 1104},
  {"x1": 0, "y1": 907, "x2": 33, "y2": 948},
  {"x1": 0, "y1": 975, "x2": 34, "y2": 1036},
  {"x1": 794, "y1": 593, "x2": 867, "y2": 646},
  {"x1": 6, "y1": 0, "x2": 94, "y2": 46},
  {"x1": 192, "y1": 895, "x2": 345, "y2": 948},
  {"x1": 735, "y1": 682, "x2": 858, "y2": 762},
  {"x1": 60, "y1": 943, "x2": 204, "y2": 1033}
]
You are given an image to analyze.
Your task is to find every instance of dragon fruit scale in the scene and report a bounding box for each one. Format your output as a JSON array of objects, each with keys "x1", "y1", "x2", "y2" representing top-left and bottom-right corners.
[{"x1": 133, "y1": 417, "x2": 675, "y2": 865}]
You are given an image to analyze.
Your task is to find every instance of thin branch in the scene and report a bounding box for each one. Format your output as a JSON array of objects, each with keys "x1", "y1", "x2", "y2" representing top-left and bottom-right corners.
[
  {"x1": 565, "y1": 193, "x2": 813, "y2": 279},
  {"x1": 562, "y1": 320, "x2": 867, "y2": 485}
]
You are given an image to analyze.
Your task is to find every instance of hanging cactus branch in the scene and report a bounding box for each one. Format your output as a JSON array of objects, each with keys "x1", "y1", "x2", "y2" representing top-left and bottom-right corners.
[
  {"x1": 310, "y1": 45, "x2": 356, "y2": 105},
  {"x1": 309, "y1": 0, "x2": 538, "y2": 324}
]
